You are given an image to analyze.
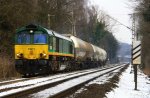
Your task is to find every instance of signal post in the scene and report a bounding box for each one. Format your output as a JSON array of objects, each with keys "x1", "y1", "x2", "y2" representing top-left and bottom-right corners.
[
  {"x1": 132, "y1": 40, "x2": 141, "y2": 90},
  {"x1": 131, "y1": 13, "x2": 141, "y2": 90}
]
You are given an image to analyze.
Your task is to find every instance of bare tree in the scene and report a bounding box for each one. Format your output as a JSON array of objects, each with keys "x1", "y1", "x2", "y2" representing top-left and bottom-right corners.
[{"x1": 133, "y1": 0, "x2": 150, "y2": 74}]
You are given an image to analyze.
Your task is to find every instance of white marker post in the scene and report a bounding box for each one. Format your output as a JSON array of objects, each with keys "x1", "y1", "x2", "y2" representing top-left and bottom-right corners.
[{"x1": 132, "y1": 40, "x2": 141, "y2": 90}]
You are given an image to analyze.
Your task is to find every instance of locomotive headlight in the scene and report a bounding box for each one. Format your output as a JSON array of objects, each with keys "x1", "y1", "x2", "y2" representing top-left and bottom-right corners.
[
  {"x1": 43, "y1": 53, "x2": 46, "y2": 57},
  {"x1": 16, "y1": 53, "x2": 20, "y2": 57},
  {"x1": 30, "y1": 30, "x2": 33, "y2": 33},
  {"x1": 40, "y1": 53, "x2": 47, "y2": 58},
  {"x1": 16, "y1": 53, "x2": 23, "y2": 58}
]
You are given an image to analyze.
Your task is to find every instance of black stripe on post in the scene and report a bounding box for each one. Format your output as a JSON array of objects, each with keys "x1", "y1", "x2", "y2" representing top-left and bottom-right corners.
[
  {"x1": 132, "y1": 44, "x2": 141, "y2": 51},
  {"x1": 132, "y1": 49, "x2": 141, "y2": 56},
  {"x1": 132, "y1": 54, "x2": 141, "y2": 60}
]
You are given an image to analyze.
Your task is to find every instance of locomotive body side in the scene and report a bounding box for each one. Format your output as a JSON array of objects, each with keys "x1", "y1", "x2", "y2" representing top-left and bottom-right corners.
[{"x1": 15, "y1": 24, "x2": 74, "y2": 76}]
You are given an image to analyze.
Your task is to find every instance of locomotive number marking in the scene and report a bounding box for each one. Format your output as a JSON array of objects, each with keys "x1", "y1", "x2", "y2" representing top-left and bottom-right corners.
[{"x1": 28, "y1": 48, "x2": 35, "y2": 50}]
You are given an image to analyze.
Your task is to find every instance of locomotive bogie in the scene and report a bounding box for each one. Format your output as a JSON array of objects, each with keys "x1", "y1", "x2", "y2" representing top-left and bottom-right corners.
[{"x1": 15, "y1": 59, "x2": 49, "y2": 75}]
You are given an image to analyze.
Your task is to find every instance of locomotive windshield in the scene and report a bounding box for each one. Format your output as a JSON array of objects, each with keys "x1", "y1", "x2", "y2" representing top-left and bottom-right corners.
[
  {"x1": 16, "y1": 31, "x2": 47, "y2": 44},
  {"x1": 17, "y1": 33, "x2": 30, "y2": 44},
  {"x1": 34, "y1": 33, "x2": 47, "y2": 44}
]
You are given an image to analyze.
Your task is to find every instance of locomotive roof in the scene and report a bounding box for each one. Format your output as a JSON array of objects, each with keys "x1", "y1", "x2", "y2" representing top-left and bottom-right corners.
[
  {"x1": 44, "y1": 28, "x2": 72, "y2": 41},
  {"x1": 52, "y1": 31, "x2": 72, "y2": 42},
  {"x1": 16, "y1": 24, "x2": 72, "y2": 42},
  {"x1": 16, "y1": 24, "x2": 48, "y2": 34}
]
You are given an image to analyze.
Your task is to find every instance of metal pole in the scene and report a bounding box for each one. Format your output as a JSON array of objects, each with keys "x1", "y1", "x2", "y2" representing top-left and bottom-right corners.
[
  {"x1": 48, "y1": 14, "x2": 50, "y2": 29},
  {"x1": 47, "y1": 14, "x2": 55, "y2": 29},
  {"x1": 71, "y1": 11, "x2": 76, "y2": 36},
  {"x1": 132, "y1": 13, "x2": 138, "y2": 90},
  {"x1": 134, "y1": 65, "x2": 138, "y2": 90}
]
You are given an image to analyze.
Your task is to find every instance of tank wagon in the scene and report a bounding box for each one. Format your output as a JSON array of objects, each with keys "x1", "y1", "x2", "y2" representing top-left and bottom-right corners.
[
  {"x1": 66, "y1": 35, "x2": 107, "y2": 68},
  {"x1": 91, "y1": 45, "x2": 107, "y2": 65},
  {"x1": 15, "y1": 24, "x2": 107, "y2": 76}
]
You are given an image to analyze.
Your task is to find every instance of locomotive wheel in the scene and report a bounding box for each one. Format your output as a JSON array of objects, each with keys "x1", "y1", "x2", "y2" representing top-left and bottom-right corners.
[
  {"x1": 46, "y1": 61, "x2": 52, "y2": 74},
  {"x1": 65, "y1": 61, "x2": 71, "y2": 71},
  {"x1": 49, "y1": 60, "x2": 59, "y2": 72}
]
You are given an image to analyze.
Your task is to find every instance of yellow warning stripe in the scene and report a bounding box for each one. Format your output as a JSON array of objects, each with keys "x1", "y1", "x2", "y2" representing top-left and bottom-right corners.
[{"x1": 48, "y1": 52, "x2": 74, "y2": 57}]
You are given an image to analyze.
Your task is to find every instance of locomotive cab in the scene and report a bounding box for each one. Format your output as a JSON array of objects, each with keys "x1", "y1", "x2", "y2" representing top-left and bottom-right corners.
[
  {"x1": 15, "y1": 24, "x2": 50, "y2": 75},
  {"x1": 15, "y1": 30, "x2": 48, "y2": 59}
]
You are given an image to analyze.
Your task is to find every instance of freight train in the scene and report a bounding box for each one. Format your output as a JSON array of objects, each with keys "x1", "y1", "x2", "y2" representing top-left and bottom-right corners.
[{"x1": 15, "y1": 24, "x2": 107, "y2": 76}]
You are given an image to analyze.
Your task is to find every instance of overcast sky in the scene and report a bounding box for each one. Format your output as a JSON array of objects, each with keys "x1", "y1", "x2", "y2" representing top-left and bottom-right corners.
[{"x1": 89, "y1": 0, "x2": 133, "y2": 44}]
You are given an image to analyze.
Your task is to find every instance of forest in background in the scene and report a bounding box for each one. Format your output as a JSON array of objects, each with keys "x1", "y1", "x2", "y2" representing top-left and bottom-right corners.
[
  {"x1": 0, "y1": 0, "x2": 119, "y2": 78},
  {"x1": 133, "y1": 0, "x2": 150, "y2": 75}
]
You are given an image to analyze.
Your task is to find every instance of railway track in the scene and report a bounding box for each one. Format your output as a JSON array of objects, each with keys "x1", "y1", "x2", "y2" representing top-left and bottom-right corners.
[
  {"x1": 28, "y1": 64, "x2": 126, "y2": 98},
  {"x1": 0, "y1": 64, "x2": 127, "y2": 98},
  {"x1": 0, "y1": 77, "x2": 41, "y2": 86},
  {"x1": 0, "y1": 65, "x2": 113, "y2": 90},
  {"x1": 0, "y1": 66, "x2": 102, "y2": 87}
]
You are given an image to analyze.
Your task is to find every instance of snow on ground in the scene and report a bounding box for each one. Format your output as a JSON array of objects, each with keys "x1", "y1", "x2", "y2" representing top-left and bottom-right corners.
[
  {"x1": 0, "y1": 68, "x2": 101, "y2": 97},
  {"x1": 87, "y1": 68, "x2": 121, "y2": 85},
  {"x1": 67, "y1": 68, "x2": 123, "y2": 98},
  {"x1": 0, "y1": 78, "x2": 25, "y2": 83},
  {"x1": 0, "y1": 64, "x2": 114, "y2": 92},
  {"x1": 0, "y1": 66, "x2": 117, "y2": 97},
  {"x1": 106, "y1": 64, "x2": 150, "y2": 98},
  {"x1": 26, "y1": 66, "x2": 122, "y2": 98},
  {"x1": 0, "y1": 68, "x2": 102, "y2": 90}
]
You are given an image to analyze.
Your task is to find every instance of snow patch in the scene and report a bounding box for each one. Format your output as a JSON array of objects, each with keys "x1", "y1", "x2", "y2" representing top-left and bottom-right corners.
[
  {"x1": 67, "y1": 67, "x2": 123, "y2": 98},
  {"x1": 106, "y1": 65, "x2": 150, "y2": 98},
  {"x1": 27, "y1": 66, "x2": 122, "y2": 98}
]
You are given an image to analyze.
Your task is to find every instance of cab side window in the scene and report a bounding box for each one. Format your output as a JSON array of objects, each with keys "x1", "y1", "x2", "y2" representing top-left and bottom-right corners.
[
  {"x1": 53, "y1": 37, "x2": 56, "y2": 51},
  {"x1": 49, "y1": 36, "x2": 53, "y2": 50},
  {"x1": 56, "y1": 37, "x2": 59, "y2": 52},
  {"x1": 59, "y1": 39, "x2": 63, "y2": 53},
  {"x1": 69, "y1": 42, "x2": 73, "y2": 54}
]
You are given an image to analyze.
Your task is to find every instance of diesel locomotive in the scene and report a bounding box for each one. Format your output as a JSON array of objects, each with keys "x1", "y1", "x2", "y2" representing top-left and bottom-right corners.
[{"x1": 15, "y1": 24, "x2": 107, "y2": 76}]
